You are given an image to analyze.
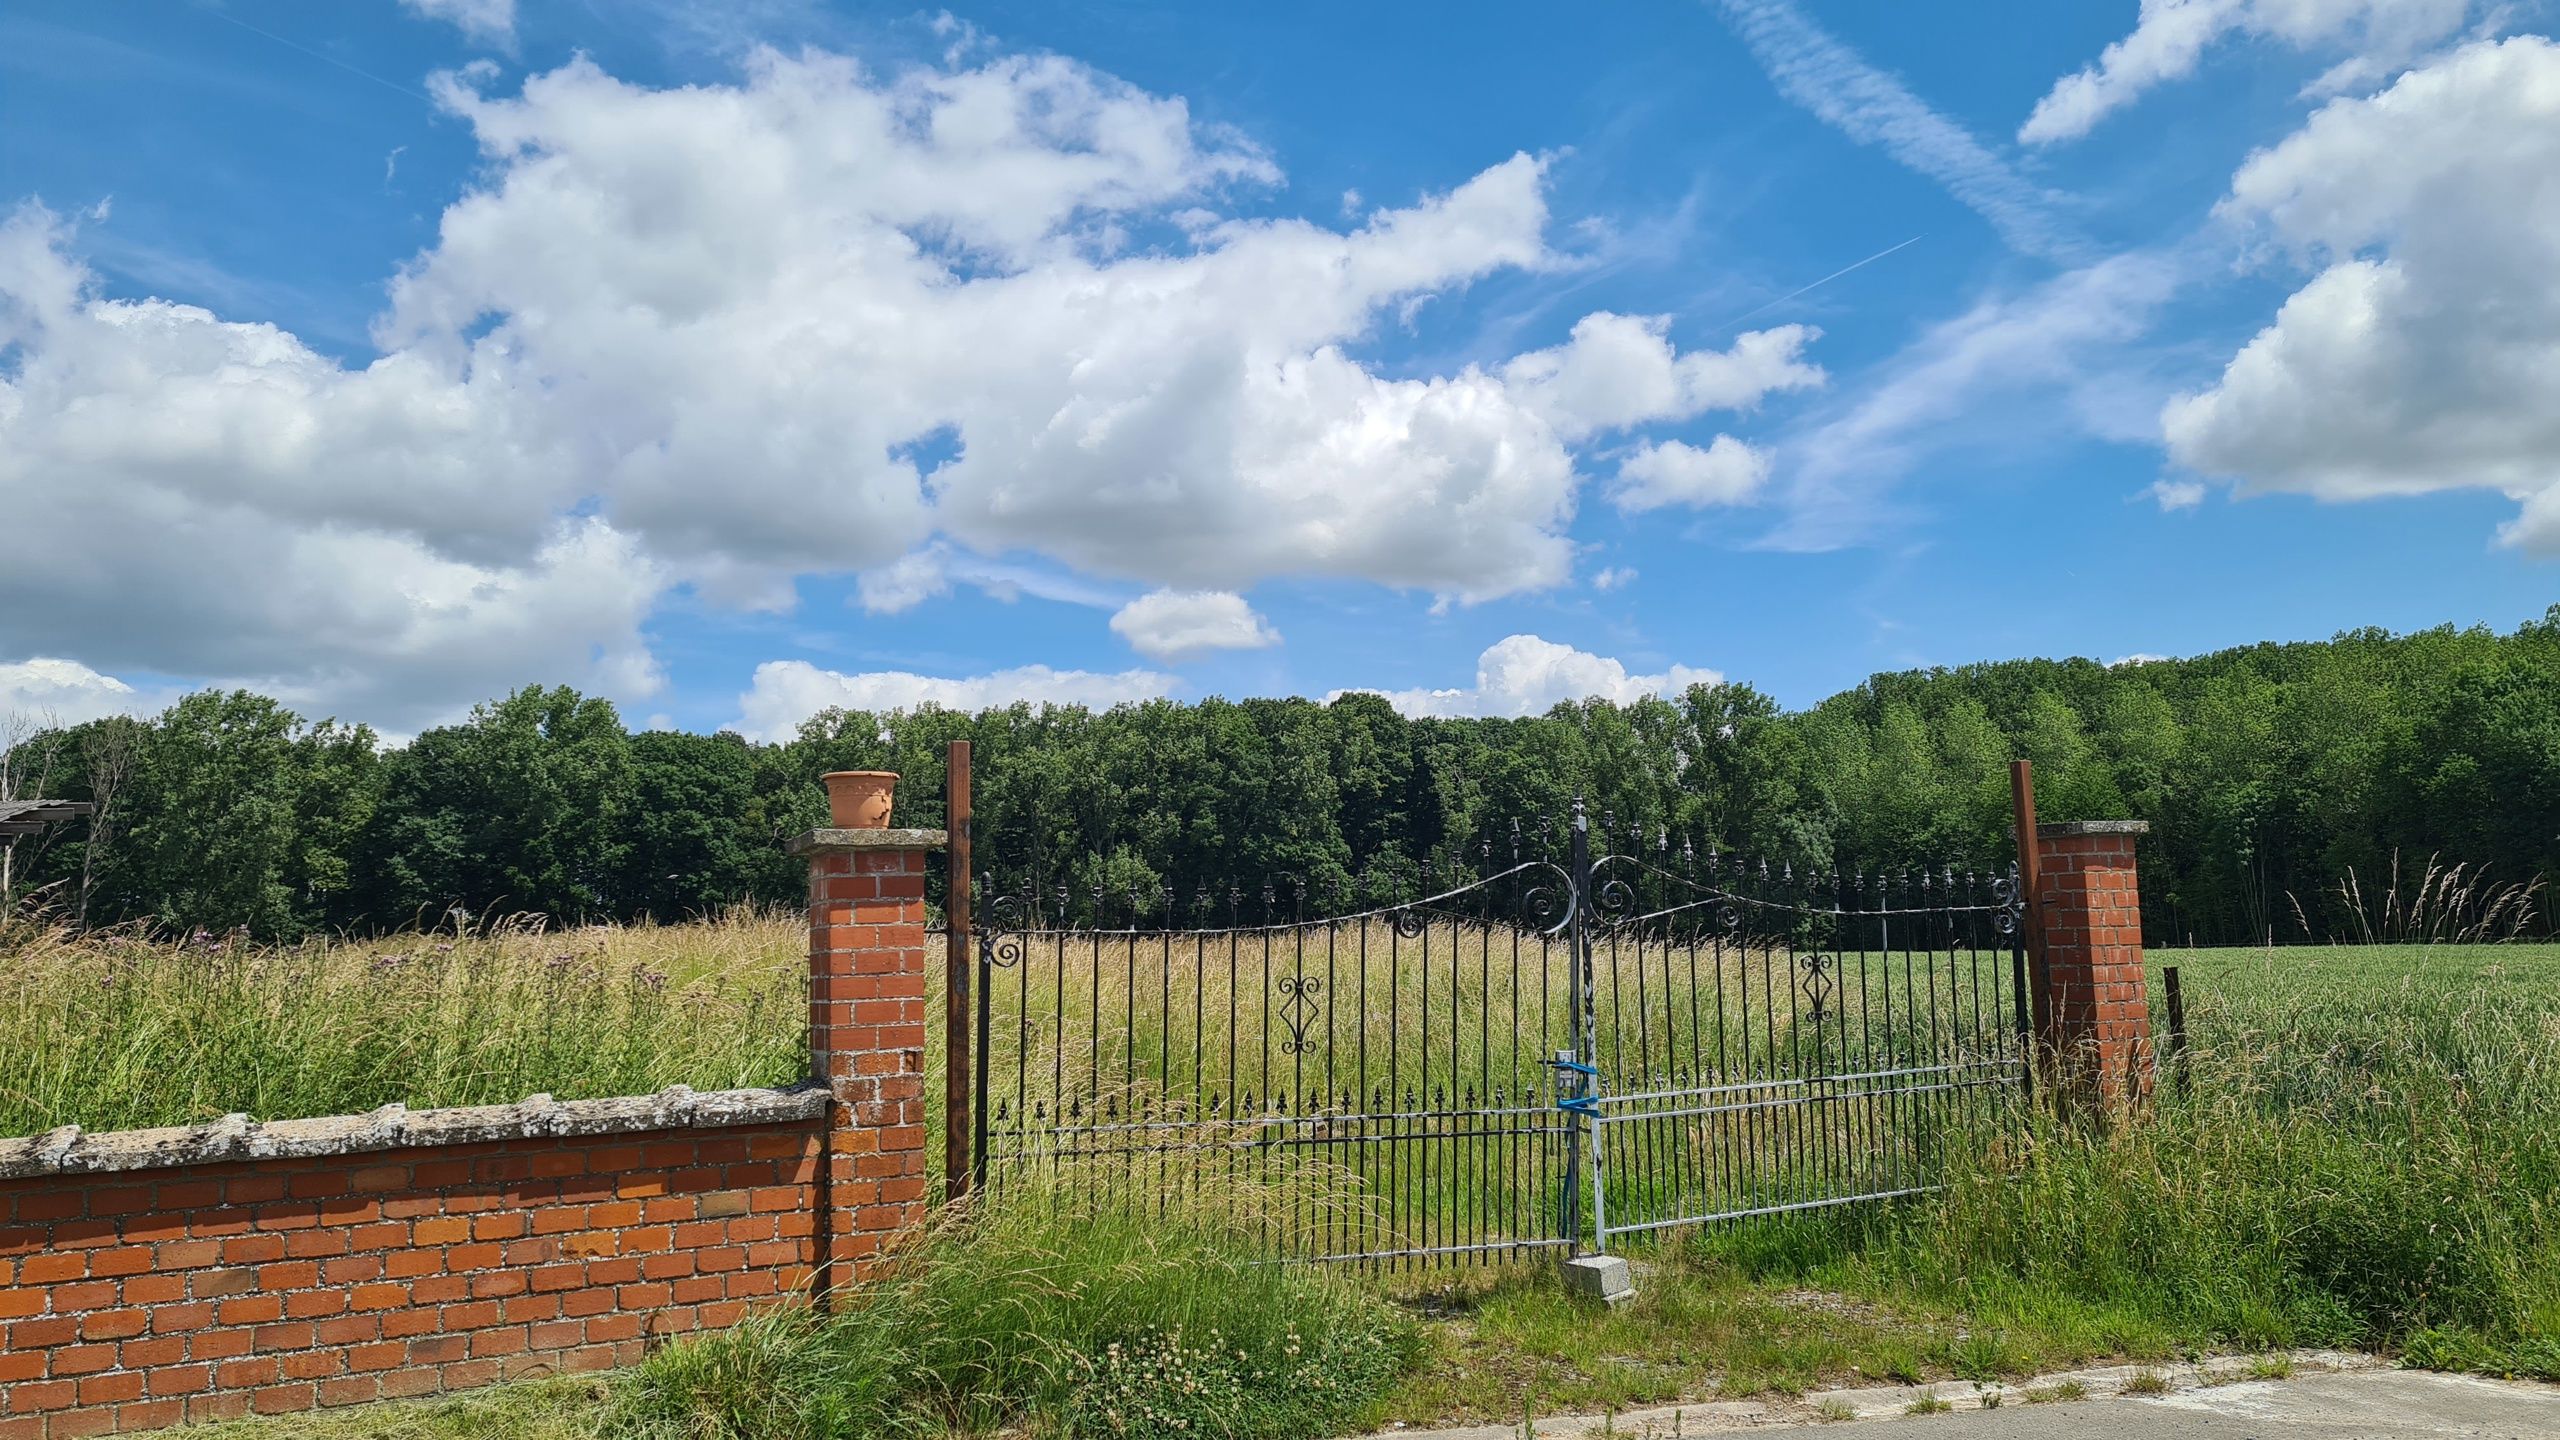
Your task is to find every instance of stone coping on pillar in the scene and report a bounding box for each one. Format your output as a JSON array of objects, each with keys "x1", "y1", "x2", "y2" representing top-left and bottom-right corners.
[
  {"x1": 786, "y1": 827, "x2": 949, "y2": 857},
  {"x1": 2036, "y1": 820, "x2": 2150, "y2": 838}
]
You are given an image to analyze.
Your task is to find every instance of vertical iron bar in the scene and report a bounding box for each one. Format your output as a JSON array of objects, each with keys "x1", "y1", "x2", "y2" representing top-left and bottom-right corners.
[
  {"x1": 972, "y1": 927, "x2": 993, "y2": 1187},
  {"x1": 2010, "y1": 760, "x2": 2044, "y2": 1065},
  {"x1": 1568, "y1": 798, "x2": 1600, "y2": 1251}
]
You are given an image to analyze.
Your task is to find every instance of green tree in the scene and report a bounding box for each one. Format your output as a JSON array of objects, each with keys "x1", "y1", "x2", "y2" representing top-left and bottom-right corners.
[
  {"x1": 365, "y1": 686, "x2": 630, "y2": 924},
  {"x1": 621, "y1": 730, "x2": 765, "y2": 919},
  {"x1": 104, "y1": 691, "x2": 378, "y2": 937}
]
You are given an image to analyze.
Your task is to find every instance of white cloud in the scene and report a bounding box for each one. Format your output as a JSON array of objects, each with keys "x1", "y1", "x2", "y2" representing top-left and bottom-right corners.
[
  {"x1": 0, "y1": 658, "x2": 154, "y2": 727},
  {"x1": 1348, "y1": 634, "x2": 1719, "y2": 719},
  {"x1": 0, "y1": 46, "x2": 1820, "y2": 727},
  {"x1": 2161, "y1": 36, "x2": 2560, "y2": 554},
  {"x1": 2144, "y1": 478, "x2": 2208, "y2": 511},
  {"x1": 735, "y1": 658, "x2": 1176, "y2": 741},
  {"x1": 0, "y1": 205, "x2": 662, "y2": 731},
  {"x1": 2021, "y1": 0, "x2": 2472, "y2": 146},
  {"x1": 1108, "y1": 590, "x2": 1281, "y2": 663},
  {"x1": 1610, "y1": 436, "x2": 1772, "y2": 512},
  {"x1": 2110, "y1": 652, "x2": 2172, "y2": 667},
  {"x1": 1591, "y1": 565, "x2": 1637, "y2": 592},
  {"x1": 1503, "y1": 313, "x2": 1824, "y2": 439},
  {"x1": 1708, "y1": 0, "x2": 2086, "y2": 262},
  {"x1": 400, "y1": 0, "x2": 517, "y2": 48},
  {"x1": 856, "y1": 548, "x2": 956, "y2": 616}
]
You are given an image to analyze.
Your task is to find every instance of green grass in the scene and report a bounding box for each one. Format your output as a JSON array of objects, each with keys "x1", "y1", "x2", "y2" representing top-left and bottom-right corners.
[
  {"x1": 1685, "y1": 943, "x2": 2560, "y2": 1382},
  {"x1": 1369, "y1": 943, "x2": 2560, "y2": 1422},
  {"x1": 1374, "y1": 1254, "x2": 2032, "y2": 1422}
]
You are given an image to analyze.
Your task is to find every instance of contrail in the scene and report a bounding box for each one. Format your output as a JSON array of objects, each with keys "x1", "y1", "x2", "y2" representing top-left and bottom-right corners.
[
  {"x1": 1714, "y1": 234, "x2": 1923, "y2": 334},
  {"x1": 210, "y1": 10, "x2": 436, "y2": 105},
  {"x1": 1707, "y1": 0, "x2": 2087, "y2": 264}
]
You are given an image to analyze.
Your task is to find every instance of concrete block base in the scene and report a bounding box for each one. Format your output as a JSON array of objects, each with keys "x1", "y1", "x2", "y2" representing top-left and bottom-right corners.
[{"x1": 1559, "y1": 1253, "x2": 1635, "y2": 1307}]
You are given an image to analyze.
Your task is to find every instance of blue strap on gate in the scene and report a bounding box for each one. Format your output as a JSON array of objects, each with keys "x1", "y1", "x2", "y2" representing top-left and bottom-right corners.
[{"x1": 1543, "y1": 1056, "x2": 1601, "y2": 1116}]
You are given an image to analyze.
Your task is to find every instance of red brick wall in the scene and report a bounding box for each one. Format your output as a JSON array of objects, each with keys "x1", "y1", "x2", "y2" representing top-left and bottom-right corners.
[
  {"x1": 0, "y1": 1120, "x2": 821, "y2": 1437},
  {"x1": 2033, "y1": 824, "x2": 2152, "y2": 1105},
  {"x1": 2, "y1": 827, "x2": 944, "y2": 1438}
]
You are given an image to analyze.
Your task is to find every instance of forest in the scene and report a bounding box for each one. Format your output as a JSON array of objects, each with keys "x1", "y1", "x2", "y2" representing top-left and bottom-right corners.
[{"x1": 4, "y1": 607, "x2": 2555, "y2": 946}]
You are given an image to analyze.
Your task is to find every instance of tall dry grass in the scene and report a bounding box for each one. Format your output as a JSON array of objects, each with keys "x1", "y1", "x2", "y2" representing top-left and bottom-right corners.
[
  {"x1": 2286, "y1": 852, "x2": 2545, "y2": 945},
  {"x1": 0, "y1": 910, "x2": 807, "y2": 1136}
]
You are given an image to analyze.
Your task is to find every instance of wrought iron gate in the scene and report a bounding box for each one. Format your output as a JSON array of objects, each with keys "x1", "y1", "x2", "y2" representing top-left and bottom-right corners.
[{"x1": 968, "y1": 802, "x2": 2031, "y2": 1263}]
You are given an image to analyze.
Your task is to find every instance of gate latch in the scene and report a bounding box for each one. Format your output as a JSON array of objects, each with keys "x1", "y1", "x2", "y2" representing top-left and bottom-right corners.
[{"x1": 1543, "y1": 1055, "x2": 1601, "y2": 1116}]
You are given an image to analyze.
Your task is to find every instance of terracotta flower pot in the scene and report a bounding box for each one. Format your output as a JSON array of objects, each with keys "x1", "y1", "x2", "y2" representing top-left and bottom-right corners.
[{"x1": 821, "y1": 771, "x2": 897, "y2": 829}]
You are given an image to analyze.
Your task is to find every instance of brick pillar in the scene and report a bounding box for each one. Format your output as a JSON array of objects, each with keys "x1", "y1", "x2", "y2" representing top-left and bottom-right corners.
[
  {"x1": 789, "y1": 823, "x2": 945, "y2": 1298},
  {"x1": 2032, "y1": 820, "x2": 2153, "y2": 1107}
]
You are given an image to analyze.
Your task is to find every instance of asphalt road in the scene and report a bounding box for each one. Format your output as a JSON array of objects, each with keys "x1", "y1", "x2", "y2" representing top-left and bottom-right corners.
[
  {"x1": 1387, "y1": 1368, "x2": 2560, "y2": 1440},
  {"x1": 1832, "y1": 1370, "x2": 2560, "y2": 1439}
]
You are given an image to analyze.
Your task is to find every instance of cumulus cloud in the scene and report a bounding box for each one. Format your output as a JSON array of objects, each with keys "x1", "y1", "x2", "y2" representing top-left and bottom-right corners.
[
  {"x1": 2021, "y1": 0, "x2": 2471, "y2": 145},
  {"x1": 2161, "y1": 37, "x2": 2560, "y2": 554},
  {"x1": 1591, "y1": 566, "x2": 1637, "y2": 592},
  {"x1": 1610, "y1": 436, "x2": 1772, "y2": 512},
  {"x1": 1503, "y1": 313, "x2": 1823, "y2": 439},
  {"x1": 0, "y1": 205, "x2": 663, "y2": 731},
  {"x1": 1108, "y1": 590, "x2": 1281, "y2": 663},
  {"x1": 399, "y1": 0, "x2": 517, "y2": 48},
  {"x1": 0, "y1": 47, "x2": 1821, "y2": 728},
  {"x1": 735, "y1": 658, "x2": 1176, "y2": 741},
  {"x1": 1348, "y1": 634, "x2": 1719, "y2": 718},
  {"x1": 0, "y1": 658, "x2": 154, "y2": 727}
]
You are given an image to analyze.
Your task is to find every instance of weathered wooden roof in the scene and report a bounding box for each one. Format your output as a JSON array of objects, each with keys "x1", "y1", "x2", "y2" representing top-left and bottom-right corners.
[{"x1": 0, "y1": 798, "x2": 93, "y2": 837}]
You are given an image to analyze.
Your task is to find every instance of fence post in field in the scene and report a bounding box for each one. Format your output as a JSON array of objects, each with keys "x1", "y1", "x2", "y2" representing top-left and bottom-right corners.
[
  {"x1": 944, "y1": 740, "x2": 973, "y2": 1201},
  {"x1": 789, "y1": 788, "x2": 947, "y2": 1302},
  {"x1": 2031, "y1": 818, "x2": 2156, "y2": 1110}
]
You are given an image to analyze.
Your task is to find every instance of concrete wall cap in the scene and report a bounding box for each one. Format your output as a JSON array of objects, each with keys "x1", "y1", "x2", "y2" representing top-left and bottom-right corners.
[
  {"x1": 786, "y1": 827, "x2": 949, "y2": 856},
  {"x1": 0, "y1": 1083, "x2": 828, "y2": 1181},
  {"x1": 2037, "y1": 820, "x2": 2150, "y2": 837}
]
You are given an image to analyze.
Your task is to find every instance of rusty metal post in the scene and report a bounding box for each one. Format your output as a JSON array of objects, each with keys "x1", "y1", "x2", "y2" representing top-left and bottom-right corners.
[
  {"x1": 2009, "y1": 760, "x2": 2045, "y2": 1047},
  {"x1": 944, "y1": 740, "x2": 973, "y2": 1200},
  {"x1": 2163, "y1": 964, "x2": 2190, "y2": 1098}
]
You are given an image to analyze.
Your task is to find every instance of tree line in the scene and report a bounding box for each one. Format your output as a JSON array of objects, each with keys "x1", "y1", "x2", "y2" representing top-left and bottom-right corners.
[{"x1": 4, "y1": 608, "x2": 2554, "y2": 945}]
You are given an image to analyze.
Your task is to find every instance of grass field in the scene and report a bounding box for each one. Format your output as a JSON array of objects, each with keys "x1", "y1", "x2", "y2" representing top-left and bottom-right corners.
[{"x1": 5, "y1": 915, "x2": 2553, "y2": 1433}]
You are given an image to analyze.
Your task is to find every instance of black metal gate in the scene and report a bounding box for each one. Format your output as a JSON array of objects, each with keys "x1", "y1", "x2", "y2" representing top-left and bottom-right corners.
[{"x1": 969, "y1": 802, "x2": 2031, "y2": 1263}]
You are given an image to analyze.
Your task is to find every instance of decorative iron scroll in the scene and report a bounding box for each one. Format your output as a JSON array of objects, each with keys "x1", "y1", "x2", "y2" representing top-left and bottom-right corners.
[
  {"x1": 1799, "y1": 952, "x2": 1836, "y2": 1025},
  {"x1": 1275, "y1": 975, "x2": 1323, "y2": 1055}
]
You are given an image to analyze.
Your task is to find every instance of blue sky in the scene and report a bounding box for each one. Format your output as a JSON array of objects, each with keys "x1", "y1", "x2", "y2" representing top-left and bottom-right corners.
[{"x1": 1, "y1": 0, "x2": 2554, "y2": 739}]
